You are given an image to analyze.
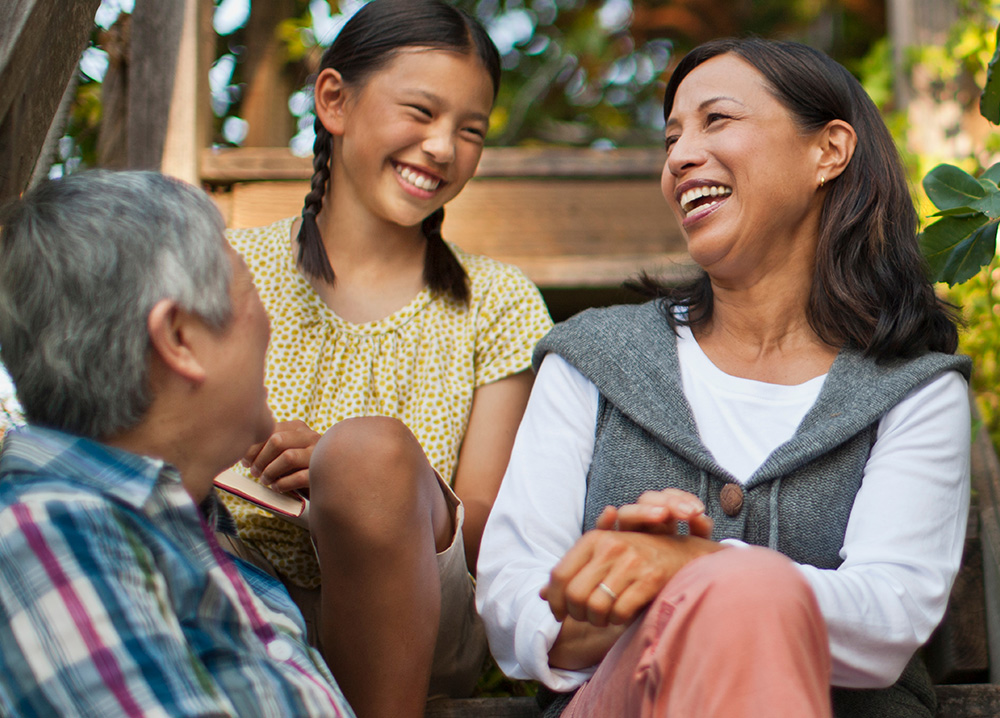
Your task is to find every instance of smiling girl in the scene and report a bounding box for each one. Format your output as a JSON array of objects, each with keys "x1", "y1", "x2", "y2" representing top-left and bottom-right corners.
[{"x1": 218, "y1": 2, "x2": 552, "y2": 716}]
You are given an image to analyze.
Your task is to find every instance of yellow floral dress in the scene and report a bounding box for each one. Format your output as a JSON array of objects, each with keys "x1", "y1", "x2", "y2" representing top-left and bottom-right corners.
[{"x1": 222, "y1": 217, "x2": 553, "y2": 588}]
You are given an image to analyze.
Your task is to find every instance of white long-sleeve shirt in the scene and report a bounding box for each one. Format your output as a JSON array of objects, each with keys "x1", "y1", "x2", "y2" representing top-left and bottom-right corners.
[{"x1": 477, "y1": 327, "x2": 970, "y2": 691}]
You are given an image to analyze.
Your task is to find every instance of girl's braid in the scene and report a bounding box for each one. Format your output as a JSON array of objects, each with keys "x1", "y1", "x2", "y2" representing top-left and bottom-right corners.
[
  {"x1": 297, "y1": 122, "x2": 336, "y2": 283},
  {"x1": 422, "y1": 207, "x2": 468, "y2": 302}
]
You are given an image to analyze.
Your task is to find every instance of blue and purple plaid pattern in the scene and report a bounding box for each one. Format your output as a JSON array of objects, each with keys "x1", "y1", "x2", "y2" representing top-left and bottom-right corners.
[{"x1": 0, "y1": 425, "x2": 354, "y2": 717}]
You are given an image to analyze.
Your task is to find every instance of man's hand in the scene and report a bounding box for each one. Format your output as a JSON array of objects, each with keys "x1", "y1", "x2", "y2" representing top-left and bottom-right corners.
[
  {"x1": 595, "y1": 488, "x2": 714, "y2": 538},
  {"x1": 242, "y1": 420, "x2": 321, "y2": 492}
]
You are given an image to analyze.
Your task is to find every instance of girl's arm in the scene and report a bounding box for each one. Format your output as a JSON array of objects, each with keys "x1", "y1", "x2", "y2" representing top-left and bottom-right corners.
[
  {"x1": 452, "y1": 369, "x2": 533, "y2": 573},
  {"x1": 456, "y1": 260, "x2": 553, "y2": 572}
]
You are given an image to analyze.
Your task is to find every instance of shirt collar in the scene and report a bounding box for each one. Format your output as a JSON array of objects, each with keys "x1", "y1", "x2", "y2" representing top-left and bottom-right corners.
[{"x1": 0, "y1": 424, "x2": 179, "y2": 510}]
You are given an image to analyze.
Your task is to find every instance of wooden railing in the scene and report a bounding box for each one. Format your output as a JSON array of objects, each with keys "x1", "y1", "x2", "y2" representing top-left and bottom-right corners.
[{"x1": 202, "y1": 146, "x2": 697, "y2": 301}]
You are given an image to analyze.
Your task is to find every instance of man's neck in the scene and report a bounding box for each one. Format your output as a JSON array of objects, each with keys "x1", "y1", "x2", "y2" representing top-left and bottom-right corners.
[{"x1": 104, "y1": 418, "x2": 218, "y2": 504}]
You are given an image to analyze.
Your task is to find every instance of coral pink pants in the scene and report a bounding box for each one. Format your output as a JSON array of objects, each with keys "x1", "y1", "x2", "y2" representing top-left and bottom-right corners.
[{"x1": 562, "y1": 546, "x2": 833, "y2": 718}]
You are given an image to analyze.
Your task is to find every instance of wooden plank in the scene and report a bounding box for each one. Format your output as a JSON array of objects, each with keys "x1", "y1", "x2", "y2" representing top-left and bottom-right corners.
[
  {"x1": 224, "y1": 181, "x2": 306, "y2": 229},
  {"x1": 424, "y1": 698, "x2": 539, "y2": 718},
  {"x1": 201, "y1": 146, "x2": 667, "y2": 183},
  {"x1": 202, "y1": 147, "x2": 312, "y2": 182},
  {"x1": 0, "y1": 0, "x2": 102, "y2": 204},
  {"x1": 425, "y1": 686, "x2": 1000, "y2": 718},
  {"x1": 210, "y1": 188, "x2": 234, "y2": 226},
  {"x1": 925, "y1": 508, "x2": 989, "y2": 684},
  {"x1": 220, "y1": 178, "x2": 688, "y2": 288},
  {"x1": 970, "y1": 402, "x2": 1000, "y2": 685},
  {"x1": 223, "y1": 179, "x2": 683, "y2": 254},
  {"x1": 500, "y1": 253, "x2": 697, "y2": 288},
  {"x1": 445, "y1": 180, "x2": 682, "y2": 259},
  {"x1": 935, "y1": 684, "x2": 1000, "y2": 717}
]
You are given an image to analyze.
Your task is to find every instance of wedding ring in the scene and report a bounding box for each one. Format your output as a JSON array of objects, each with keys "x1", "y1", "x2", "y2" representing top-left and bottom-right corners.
[{"x1": 597, "y1": 582, "x2": 619, "y2": 602}]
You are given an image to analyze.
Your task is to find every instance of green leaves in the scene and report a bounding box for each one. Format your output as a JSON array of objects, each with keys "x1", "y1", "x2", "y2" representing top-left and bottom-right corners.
[
  {"x1": 924, "y1": 164, "x2": 986, "y2": 210},
  {"x1": 921, "y1": 213, "x2": 998, "y2": 286},
  {"x1": 981, "y1": 24, "x2": 1000, "y2": 124},
  {"x1": 920, "y1": 163, "x2": 1000, "y2": 285},
  {"x1": 918, "y1": 27, "x2": 1000, "y2": 287}
]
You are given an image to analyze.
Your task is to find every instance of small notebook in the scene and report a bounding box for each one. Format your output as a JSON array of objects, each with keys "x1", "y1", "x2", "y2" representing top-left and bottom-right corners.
[{"x1": 214, "y1": 469, "x2": 311, "y2": 530}]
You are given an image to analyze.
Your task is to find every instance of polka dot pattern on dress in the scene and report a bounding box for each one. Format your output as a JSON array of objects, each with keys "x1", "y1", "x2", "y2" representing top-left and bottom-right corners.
[{"x1": 220, "y1": 217, "x2": 553, "y2": 588}]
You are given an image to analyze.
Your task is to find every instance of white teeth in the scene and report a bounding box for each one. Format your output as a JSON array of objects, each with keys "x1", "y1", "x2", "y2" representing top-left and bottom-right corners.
[
  {"x1": 680, "y1": 185, "x2": 732, "y2": 214},
  {"x1": 397, "y1": 165, "x2": 441, "y2": 191}
]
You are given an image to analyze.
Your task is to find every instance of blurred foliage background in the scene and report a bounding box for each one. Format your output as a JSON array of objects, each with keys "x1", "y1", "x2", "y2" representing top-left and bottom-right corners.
[
  {"x1": 17, "y1": 0, "x2": 1000, "y2": 452},
  {"x1": 62, "y1": 0, "x2": 890, "y2": 167}
]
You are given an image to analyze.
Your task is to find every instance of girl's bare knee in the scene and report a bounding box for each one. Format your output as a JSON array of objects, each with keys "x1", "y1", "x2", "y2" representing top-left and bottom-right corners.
[{"x1": 309, "y1": 416, "x2": 439, "y2": 543}]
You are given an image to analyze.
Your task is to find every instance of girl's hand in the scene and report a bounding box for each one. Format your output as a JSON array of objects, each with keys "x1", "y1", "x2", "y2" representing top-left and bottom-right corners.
[
  {"x1": 242, "y1": 420, "x2": 321, "y2": 493},
  {"x1": 541, "y1": 530, "x2": 724, "y2": 628},
  {"x1": 595, "y1": 489, "x2": 714, "y2": 538}
]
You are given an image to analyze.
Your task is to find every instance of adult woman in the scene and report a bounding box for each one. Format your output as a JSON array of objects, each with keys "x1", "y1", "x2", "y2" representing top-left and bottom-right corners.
[{"x1": 477, "y1": 38, "x2": 970, "y2": 718}]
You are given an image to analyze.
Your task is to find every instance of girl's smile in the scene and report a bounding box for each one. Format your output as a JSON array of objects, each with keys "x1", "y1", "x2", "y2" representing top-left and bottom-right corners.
[{"x1": 392, "y1": 160, "x2": 445, "y2": 196}]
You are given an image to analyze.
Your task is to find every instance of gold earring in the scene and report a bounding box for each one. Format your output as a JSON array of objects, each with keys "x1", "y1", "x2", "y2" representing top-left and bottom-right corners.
[{"x1": 819, "y1": 176, "x2": 826, "y2": 188}]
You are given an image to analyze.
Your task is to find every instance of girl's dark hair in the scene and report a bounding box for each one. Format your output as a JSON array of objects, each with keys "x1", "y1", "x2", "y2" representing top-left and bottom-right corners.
[
  {"x1": 298, "y1": 0, "x2": 501, "y2": 302},
  {"x1": 636, "y1": 37, "x2": 958, "y2": 360}
]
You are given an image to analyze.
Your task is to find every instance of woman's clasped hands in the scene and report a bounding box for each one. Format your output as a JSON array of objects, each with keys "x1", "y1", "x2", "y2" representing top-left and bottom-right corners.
[{"x1": 541, "y1": 489, "x2": 724, "y2": 630}]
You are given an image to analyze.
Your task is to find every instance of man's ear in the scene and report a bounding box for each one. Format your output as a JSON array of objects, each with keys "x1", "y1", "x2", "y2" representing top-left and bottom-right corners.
[
  {"x1": 147, "y1": 299, "x2": 207, "y2": 384},
  {"x1": 314, "y1": 67, "x2": 351, "y2": 136},
  {"x1": 816, "y1": 119, "x2": 857, "y2": 185}
]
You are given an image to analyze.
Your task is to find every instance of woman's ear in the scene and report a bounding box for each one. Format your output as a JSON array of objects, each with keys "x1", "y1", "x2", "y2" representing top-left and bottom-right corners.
[
  {"x1": 315, "y1": 67, "x2": 350, "y2": 136},
  {"x1": 816, "y1": 119, "x2": 857, "y2": 185},
  {"x1": 147, "y1": 299, "x2": 207, "y2": 385}
]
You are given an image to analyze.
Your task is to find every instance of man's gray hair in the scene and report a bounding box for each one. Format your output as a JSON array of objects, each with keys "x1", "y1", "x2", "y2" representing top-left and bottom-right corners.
[{"x1": 0, "y1": 171, "x2": 232, "y2": 439}]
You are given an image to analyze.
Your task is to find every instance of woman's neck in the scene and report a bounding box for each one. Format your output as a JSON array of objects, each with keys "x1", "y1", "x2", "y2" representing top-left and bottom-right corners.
[{"x1": 693, "y1": 272, "x2": 837, "y2": 385}]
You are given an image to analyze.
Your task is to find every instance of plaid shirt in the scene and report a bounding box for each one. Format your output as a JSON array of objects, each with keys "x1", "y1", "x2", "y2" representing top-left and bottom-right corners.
[{"x1": 0, "y1": 425, "x2": 354, "y2": 718}]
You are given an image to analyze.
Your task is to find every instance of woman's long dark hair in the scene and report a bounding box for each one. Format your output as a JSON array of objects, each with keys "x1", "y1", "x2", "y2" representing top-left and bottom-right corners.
[
  {"x1": 637, "y1": 37, "x2": 958, "y2": 360},
  {"x1": 298, "y1": 0, "x2": 501, "y2": 302}
]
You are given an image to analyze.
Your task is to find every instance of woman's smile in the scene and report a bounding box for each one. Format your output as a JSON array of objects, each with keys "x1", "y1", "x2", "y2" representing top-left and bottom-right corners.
[{"x1": 676, "y1": 182, "x2": 733, "y2": 226}]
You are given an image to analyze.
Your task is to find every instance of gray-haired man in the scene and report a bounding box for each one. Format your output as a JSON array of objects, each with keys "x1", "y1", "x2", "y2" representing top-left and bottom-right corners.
[{"x1": 0, "y1": 171, "x2": 354, "y2": 717}]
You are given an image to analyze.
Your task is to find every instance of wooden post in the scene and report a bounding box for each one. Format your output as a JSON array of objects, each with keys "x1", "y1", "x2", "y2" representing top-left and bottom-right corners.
[
  {"x1": 128, "y1": 0, "x2": 187, "y2": 171},
  {"x1": 0, "y1": 0, "x2": 102, "y2": 205},
  {"x1": 159, "y1": 0, "x2": 214, "y2": 183},
  {"x1": 240, "y1": 0, "x2": 297, "y2": 147}
]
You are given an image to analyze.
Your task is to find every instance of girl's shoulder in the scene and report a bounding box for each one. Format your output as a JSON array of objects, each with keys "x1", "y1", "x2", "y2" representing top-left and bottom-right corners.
[
  {"x1": 226, "y1": 218, "x2": 296, "y2": 271},
  {"x1": 446, "y1": 243, "x2": 543, "y2": 303}
]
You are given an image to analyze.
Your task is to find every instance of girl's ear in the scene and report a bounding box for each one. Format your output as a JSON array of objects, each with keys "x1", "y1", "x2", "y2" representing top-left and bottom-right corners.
[
  {"x1": 816, "y1": 119, "x2": 857, "y2": 185},
  {"x1": 147, "y1": 299, "x2": 207, "y2": 385},
  {"x1": 315, "y1": 68, "x2": 350, "y2": 136}
]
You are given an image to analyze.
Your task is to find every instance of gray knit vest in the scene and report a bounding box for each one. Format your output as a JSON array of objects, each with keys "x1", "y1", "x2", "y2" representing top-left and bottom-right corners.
[{"x1": 533, "y1": 301, "x2": 971, "y2": 718}]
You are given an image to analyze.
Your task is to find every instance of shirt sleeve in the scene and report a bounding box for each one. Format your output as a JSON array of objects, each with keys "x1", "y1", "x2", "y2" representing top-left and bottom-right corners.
[
  {"x1": 797, "y1": 369, "x2": 971, "y2": 688},
  {"x1": 0, "y1": 493, "x2": 239, "y2": 717},
  {"x1": 477, "y1": 354, "x2": 598, "y2": 690},
  {"x1": 474, "y1": 263, "x2": 553, "y2": 387}
]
